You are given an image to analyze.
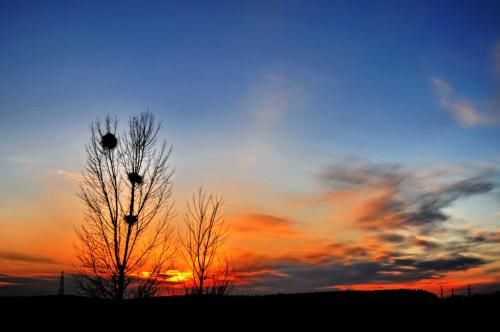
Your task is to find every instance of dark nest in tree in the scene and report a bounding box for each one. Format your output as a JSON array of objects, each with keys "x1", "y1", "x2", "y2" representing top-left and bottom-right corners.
[
  {"x1": 128, "y1": 172, "x2": 143, "y2": 185},
  {"x1": 124, "y1": 214, "x2": 138, "y2": 225},
  {"x1": 101, "y1": 132, "x2": 117, "y2": 150}
]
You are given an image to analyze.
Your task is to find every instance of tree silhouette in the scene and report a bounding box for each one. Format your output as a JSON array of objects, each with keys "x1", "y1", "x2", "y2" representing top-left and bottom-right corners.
[
  {"x1": 181, "y1": 188, "x2": 234, "y2": 295},
  {"x1": 76, "y1": 112, "x2": 175, "y2": 299}
]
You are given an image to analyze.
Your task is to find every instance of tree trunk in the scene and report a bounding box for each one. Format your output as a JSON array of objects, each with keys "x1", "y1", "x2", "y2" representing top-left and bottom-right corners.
[
  {"x1": 117, "y1": 267, "x2": 125, "y2": 300},
  {"x1": 199, "y1": 273, "x2": 204, "y2": 295}
]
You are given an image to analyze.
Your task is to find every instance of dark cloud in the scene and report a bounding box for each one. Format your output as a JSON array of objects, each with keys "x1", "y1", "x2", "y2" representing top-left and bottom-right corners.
[
  {"x1": 391, "y1": 258, "x2": 416, "y2": 267},
  {"x1": 377, "y1": 233, "x2": 406, "y2": 243},
  {"x1": 457, "y1": 229, "x2": 500, "y2": 244},
  {"x1": 320, "y1": 163, "x2": 404, "y2": 189},
  {"x1": 320, "y1": 162, "x2": 496, "y2": 229},
  {"x1": 436, "y1": 228, "x2": 500, "y2": 255},
  {"x1": 371, "y1": 177, "x2": 493, "y2": 228},
  {"x1": 380, "y1": 226, "x2": 500, "y2": 260},
  {"x1": 414, "y1": 255, "x2": 486, "y2": 272},
  {"x1": 404, "y1": 177, "x2": 494, "y2": 226},
  {"x1": 236, "y1": 254, "x2": 490, "y2": 294},
  {"x1": 237, "y1": 262, "x2": 390, "y2": 294},
  {"x1": 0, "y1": 251, "x2": 60, "y2": 265},
  {"x1": 413, "y1": 238, "x2": 441, "y2": 250}
]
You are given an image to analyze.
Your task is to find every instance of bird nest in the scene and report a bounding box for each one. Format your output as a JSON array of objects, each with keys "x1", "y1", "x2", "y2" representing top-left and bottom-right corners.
[
  {"x1": 101, "y1": 133, "x2": 118, "y2": 150},
  {"x1": 124, "y1": 214, "x2": 138, "y2": 225},
  {"x1": 128, "y1": 172, "x2": 143, "y2": 185}
]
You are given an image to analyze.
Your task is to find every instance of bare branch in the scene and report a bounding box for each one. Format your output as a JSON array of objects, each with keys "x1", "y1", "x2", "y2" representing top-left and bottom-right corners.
[
  {"x1": 75, "y1": 112, "x2": 175, "y2": 299},
  {"x1": 181, "y1": 187, "x2": 234, "y2": 296}
]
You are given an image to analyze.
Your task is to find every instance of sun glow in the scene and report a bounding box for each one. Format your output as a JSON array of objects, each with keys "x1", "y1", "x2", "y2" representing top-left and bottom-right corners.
[
  {"x1": 139, "y1": 270, "x2": 192, "y2": 283},
  {"x1": 164, "y1": 270, "x2": 192, "y2": 283}
]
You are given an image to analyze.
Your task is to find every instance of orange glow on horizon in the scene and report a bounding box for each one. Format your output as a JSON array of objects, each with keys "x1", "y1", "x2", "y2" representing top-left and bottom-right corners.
[
  {"x1": 137, "y1": 270, "x2": 192, "y2": 284},
  {"x1": 164, "y1": 270, "x2": 192, "y2": 283},
  {"x1": 1, "y1": 162, "x2": 499, "y2": 295},
  {"x1": 334, "y1": 271, "x2": 498, "y2": 296}
]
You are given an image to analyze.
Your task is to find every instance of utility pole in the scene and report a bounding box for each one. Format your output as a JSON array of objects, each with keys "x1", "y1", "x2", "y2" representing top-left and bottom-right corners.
[
  {"x1": 440, "y1": 285, "x2": 444, "y2": 299},
  {"x1": 58, "y1": 271, "x2": 65, "y2": 296},
  {"x1": 451, "y1": 288, "x2": 454, "y2": 297}
]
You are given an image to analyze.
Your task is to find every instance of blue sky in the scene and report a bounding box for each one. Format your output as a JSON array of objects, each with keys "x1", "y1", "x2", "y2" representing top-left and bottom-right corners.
[
  {"x1": 1, "y1": 0, "x2": 500, "y2": 294},
  {"x1": 1, "y1": 0, "x2": 499, "y2": 165}
]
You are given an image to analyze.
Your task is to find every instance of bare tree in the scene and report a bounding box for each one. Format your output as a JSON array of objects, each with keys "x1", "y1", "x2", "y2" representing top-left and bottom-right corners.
[
  {"x1": 181, "y1": 188, "x2": 234, "y2": 296},
  {"x1": 208, "y1": 256, "x2": 235, "y2": 296},
  {"x1": 76, "y1": 112, "x2": 175, "y2": 299}
]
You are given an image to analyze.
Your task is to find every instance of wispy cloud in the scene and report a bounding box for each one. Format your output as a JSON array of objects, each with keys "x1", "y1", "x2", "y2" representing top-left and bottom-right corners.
[
  {"x1": 0, "y1": 251, "x2": 60, "y2": 265},
  {"x1": 236, "y1": 73, "x2": 307, "y2": 168},
  {"x1": 431, "y1": 76, "x2": 499, "y2": 127},
  {"x1": 56, "y1": 169, "x2": 83, "y2": 182},
  {"x1": 253, "y1": 79, "x2": 289, "y2": 128},
  {"x1": 250, "y1": 73, "x2": 303, "y2": 130},
  {"x1": 230, "y1": 212, "x2": 302, "y2": 238},
  {"x1": 320, "y1": 160, "x2": 497, "y2": 230}
]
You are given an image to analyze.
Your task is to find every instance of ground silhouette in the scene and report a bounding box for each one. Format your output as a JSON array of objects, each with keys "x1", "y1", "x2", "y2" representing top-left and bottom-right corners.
[{"x1": 2, "y1": 289, "x2": 499, "y2": 314}]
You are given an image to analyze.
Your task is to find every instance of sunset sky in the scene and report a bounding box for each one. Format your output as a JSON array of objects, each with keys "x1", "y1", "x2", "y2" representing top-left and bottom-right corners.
[{"x1": 1, "y1": 0, "x2": 500, "y2": 296}]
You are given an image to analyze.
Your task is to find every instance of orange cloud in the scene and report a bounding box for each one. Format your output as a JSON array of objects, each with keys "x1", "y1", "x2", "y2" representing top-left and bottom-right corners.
[{"x1": 229, "y1": 212, "x2": 302, "y2": 238}]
